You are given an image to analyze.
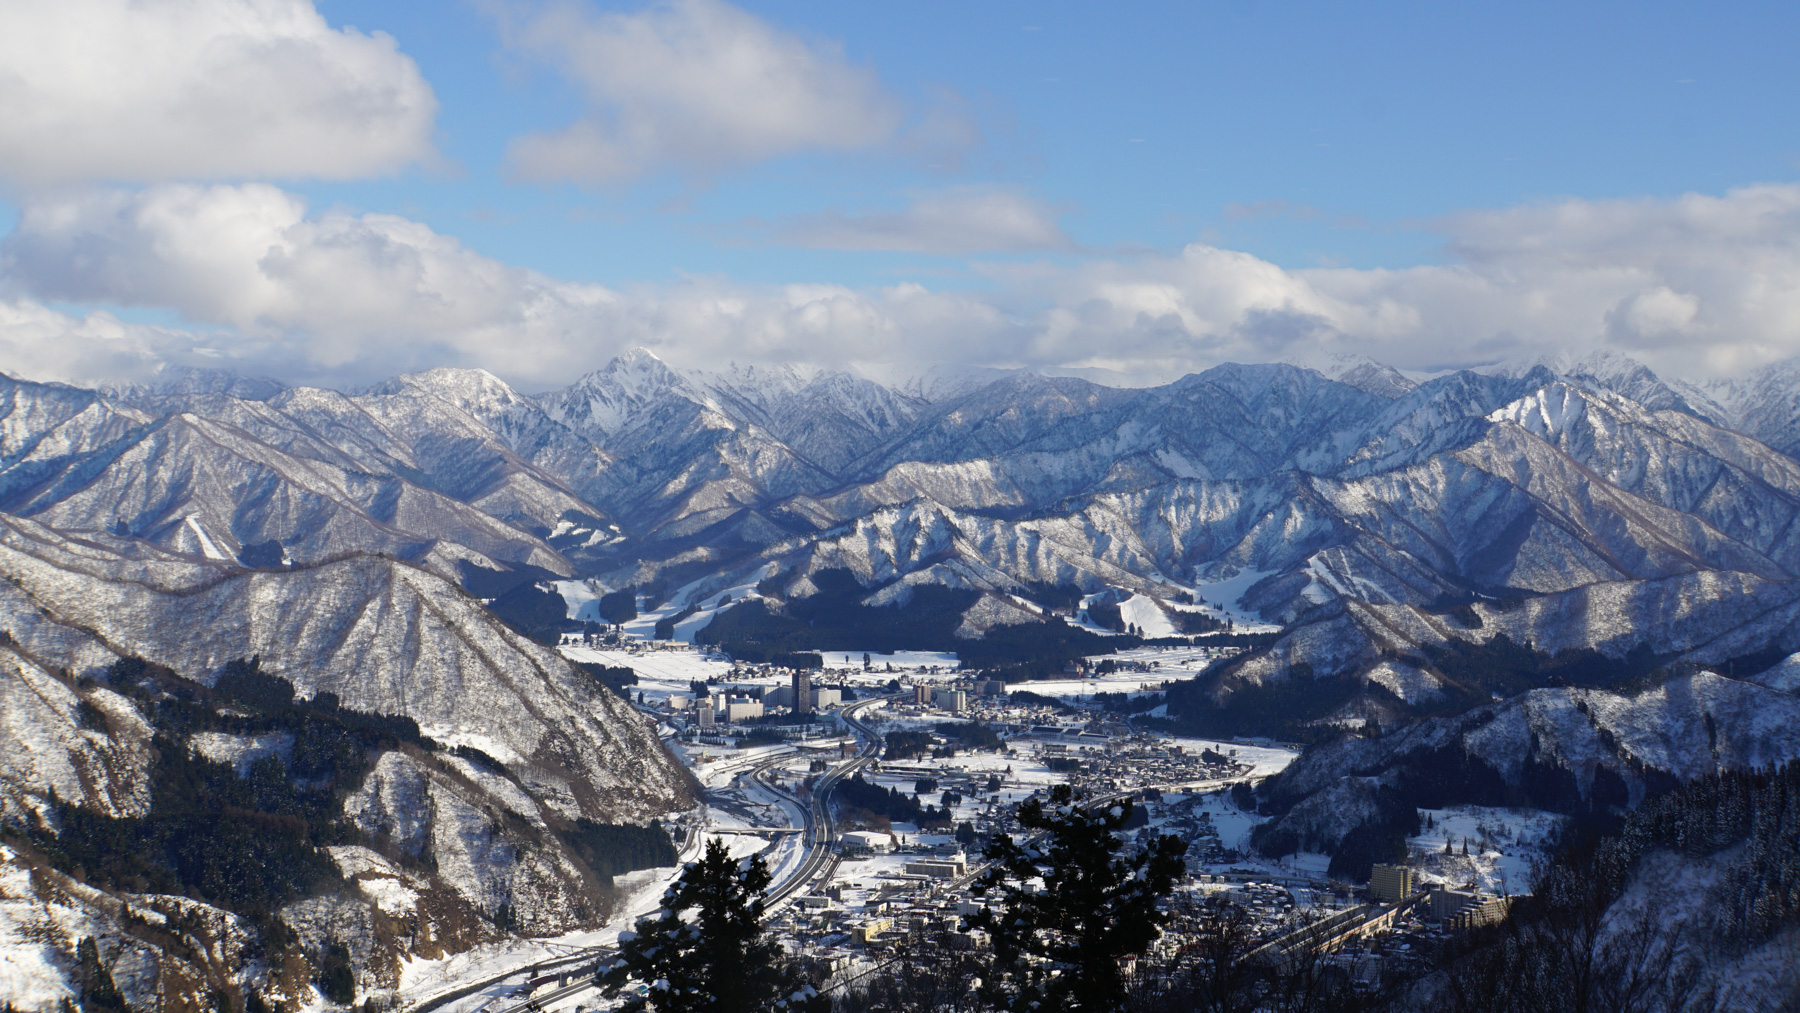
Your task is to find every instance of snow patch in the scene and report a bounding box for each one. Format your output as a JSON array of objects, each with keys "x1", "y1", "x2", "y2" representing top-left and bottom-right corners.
[
  {"x1": 1118, "y1": 594, "x2": 1177, "y2": 638},
  {"x1": 183, "y1": 515, "x2": 230, "y2": 561},
  {"x1": 1487, "y1": 383, "x2": 1588, "y2": 438},
  {"x1": 190, "y1": 731, "x2": 295, "y2": 776}
]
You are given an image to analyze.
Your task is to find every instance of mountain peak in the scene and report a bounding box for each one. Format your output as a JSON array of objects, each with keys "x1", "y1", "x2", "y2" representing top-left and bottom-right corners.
[
  {"x1": 1486, "y1": 380, "x2": 1592, "y2": 438},
  {"x1": 1280, "y1": 351, "x2": 1420, "y2": 398},
  {"x1": 538, "y1": 347, "x2": 706, "y2": 440},
  {"x1": 367, "y1": 366, "x2": 509, "y2": 395}
]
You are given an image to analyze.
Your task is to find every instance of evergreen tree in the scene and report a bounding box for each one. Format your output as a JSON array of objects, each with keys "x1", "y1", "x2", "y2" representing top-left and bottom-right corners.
[
  {"x1": 967, "y1": 784, "x2": 1187, "y2": 1013},
  {"x1": 601, "y1": 839, "x2": 823, "y2": 1013},
  {"x1": 73, "y1": 938, "x2": 125, "y2": 1013}
]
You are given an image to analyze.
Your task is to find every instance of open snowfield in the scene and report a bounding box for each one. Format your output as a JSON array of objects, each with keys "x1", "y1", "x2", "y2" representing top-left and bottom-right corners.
[
  {"x1": 1407, "y1": 806, "x2": 1564, "y2": 895},
  {"x1": 1119, "y1": 594, "x2": 1178, "y2": 637},
  {"x1": 1012, "y1": 644, "x2": 1246, "y2": 700},
  {"x1": 1160, "y1": 737, "x2": 1297, "y2": 779},
  {"x1": 551, "y1": 579, "x2": 605, "y2": 623},
  {"x1": 1109, "y1": 644, "x2": 1241, "y2": 667},
  {"x1": 1018, "y1": 676, "x2": 1183, "y2": 697},
  {"x1": 1183, "y1": 569, "x2": 1283, "y2": 631},
  {"x1": 559, "y1": 644, "x2": 732, "y2": 688},
  {"x1": 811, "y1": 650, "x2": 960, "y2": 671}
]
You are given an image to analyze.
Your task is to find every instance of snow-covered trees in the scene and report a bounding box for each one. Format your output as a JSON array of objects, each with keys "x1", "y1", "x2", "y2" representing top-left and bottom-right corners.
[
  {"x1": 967, "y1": 784, "x2": 1187, "y2": 1013},
  {"x1": 1438, "y1": 761, "x2": 1800, "y2": 1011},
  {"x1": 600, "y1": 839, "x2": 824, "y2": 1013}
]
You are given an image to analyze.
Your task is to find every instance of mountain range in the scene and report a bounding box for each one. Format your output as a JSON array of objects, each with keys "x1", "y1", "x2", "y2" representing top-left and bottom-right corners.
[
  {"x1": 20, "y1": 345, "x2": 1800, "y2": 741},
  {"x1": 12, "y1": 344, "x2": 1800, "y2": 1005},
  {"x1": 12, "y1": 347, "x2": 1800, "y2": 647}
]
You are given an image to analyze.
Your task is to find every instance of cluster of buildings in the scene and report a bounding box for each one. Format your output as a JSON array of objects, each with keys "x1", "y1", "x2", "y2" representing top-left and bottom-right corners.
[
  {"x1": 688, "y1": 670, "x2": 847, "y2": 729},
  {"x1": 894, "y1": 678, "x2": 1007, "y2": 714},
  {"x1": 1040, "y1": 736, "x2": 1246, "y2": 795}
]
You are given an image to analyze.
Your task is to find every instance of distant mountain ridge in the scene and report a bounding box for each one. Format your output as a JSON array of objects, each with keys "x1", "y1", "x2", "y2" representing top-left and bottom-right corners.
[{"x1": 22, "y1": 347, "x2": 1800, "y2": 704}]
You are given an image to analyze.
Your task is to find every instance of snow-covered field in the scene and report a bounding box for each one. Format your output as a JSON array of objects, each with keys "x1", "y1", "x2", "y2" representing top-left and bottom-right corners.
[
  {"x1": 559, "y1": 644, "x2": 732, "y2": 687},
  {"x1": 1011, "y1": 644, "x2": 1242, "y2": 700},
  {"x1": 1406, "y1": 806, "x2": 1564, "y2": 895},
  {"x1": 1160, "y1": 737, "x2": 1296, "y2": 779},
  {"x1": 811, "y1": 650, "x2": 960, "y2": 671},
  {"x1": 1119, "y1": 594, "x2": 1178, "y2": 637},
  {"x1": 1184, "y1": 569, "x2": 1282, "y2": 631}
]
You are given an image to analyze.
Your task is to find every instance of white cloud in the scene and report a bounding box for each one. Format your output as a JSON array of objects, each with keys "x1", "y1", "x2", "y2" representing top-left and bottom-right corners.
[
  {"x1": 772, "y1": 187, "x2": 1074, "y2": 254},
  {"x1": 0, "y1": 0, "x2": 436, "y2": 187},
  {"x1": 981, "y1": 183, "x2": 1800, "y2": 381},
  {"x1": 0, "y1": 301, "x2": 195, "y2": 387},
  {"x1": 1296, "y1": 184, "x2": 1800, "y2": 375},
  {"x1": 0, "y1": 183, "x2": 1014, "y2": 388},
  {"x1": 1, "y1": 184, "x2": 603, "y2": 381},
  {"x1": 503, "y1": 0, "x2": 906, "y2": 183},
  {"x1": 5, "y1": 182, "x2": 1800, "y2": 391}
]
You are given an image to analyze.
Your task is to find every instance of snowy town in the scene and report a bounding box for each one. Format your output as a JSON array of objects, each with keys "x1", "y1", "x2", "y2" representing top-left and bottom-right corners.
[{"x1": 382, "y1": 605, "x2": 1557, "y2": 1013}]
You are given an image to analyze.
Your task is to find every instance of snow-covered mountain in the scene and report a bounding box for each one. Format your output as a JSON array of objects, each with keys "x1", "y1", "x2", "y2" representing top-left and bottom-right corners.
[
  {"x1": 28, "y1": 347, "x2": 1800, "y2": 676},
  {"x1": 17, "y1": 344, "x2": 1800, "y2": 1002},
  {"x1": 28, "y1": 348, "x2": 1800, "y2": 711},
  {"x1": 0, "y1": 508, "x2": 693, "y2": 1008}
]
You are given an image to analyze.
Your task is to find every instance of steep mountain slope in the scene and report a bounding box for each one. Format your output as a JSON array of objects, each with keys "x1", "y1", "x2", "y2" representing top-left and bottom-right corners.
[
  {"x1": 687, "y1": 361, "x2": 927, "y2": 474},
  {"x1": 1244, "y1": 672, "x2": 1800, "y2": 886},
  {"x1": 0, "y1": 375, "x2": 574, "y2": 578},
  {"x1": 1672, "y1": 357, "x2": 1800, "y2": 459},
  {"x1": 535, "y1": 350, "x2": 836, "y2": 543},
  {"x1": 0, "y1": 514, "x2": 686, "y2": 823},
  {"x1": 0, "y1": 509, "x2": 694, "y2": 1009},
  {"x1": 25, "y1": 348, "x2": 1800, "y2": 699}
]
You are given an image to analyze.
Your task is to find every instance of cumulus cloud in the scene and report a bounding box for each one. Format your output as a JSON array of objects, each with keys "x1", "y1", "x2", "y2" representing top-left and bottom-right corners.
[
  {"x1": 771, "y1": 187, "x2": 1075, "y2": 254},
  {"x1": 1, "y1": 184, "x2": 605, "y2": 381},
  {"x1": 4, "y1": 181, "x2": 1800, "y2": 390},
  {"x1": 0, "y1": 0, "x2": 437, "y2": 188},
  {"x1": 0, "y1": 301, "x2": 200, "y2": 387},
  {"x1": 502, "y1": 0, "x2": 908, "y2": 183},
  {"x1": 969, "y1": 183, "x2": 1800, "y2": 381},
  {"x1": 0, "y1": 183, "x2": 1017, "y2": 388}
]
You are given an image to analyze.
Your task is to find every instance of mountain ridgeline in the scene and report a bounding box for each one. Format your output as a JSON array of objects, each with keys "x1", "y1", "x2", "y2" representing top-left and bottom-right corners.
[
  {"x1": 10, "y1": 349, "x2": 1800, "y2": 1005},
  {"x1": 16, "y1": 349, "x2": 1800, "y2": 725}
]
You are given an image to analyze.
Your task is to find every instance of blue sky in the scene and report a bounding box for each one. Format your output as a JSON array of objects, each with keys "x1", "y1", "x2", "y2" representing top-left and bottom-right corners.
[
  {"x1": 0, "y1": 0, "x2": 1796, "y2": 389},
  {"x1": 302, "y1": 0, "x2": 1800, "y2": 280}
]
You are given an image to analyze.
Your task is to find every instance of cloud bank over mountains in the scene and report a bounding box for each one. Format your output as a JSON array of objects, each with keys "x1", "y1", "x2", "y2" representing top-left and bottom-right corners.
[
  {"x1": 4, "y1": 180, "x2": 1797, "y2": 391},
  {"x1": 0, "y1": 1, "x2": 1794, "y2": 393}
]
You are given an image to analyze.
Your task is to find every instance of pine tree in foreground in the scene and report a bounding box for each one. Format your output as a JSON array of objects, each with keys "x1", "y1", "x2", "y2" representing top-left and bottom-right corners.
[
  {"x1": 601, "y1": 838, "x2": 825, "y2": 1013},
  {"x1": 967, "y1": 784, "x2": 1187, "y2": 1013}
]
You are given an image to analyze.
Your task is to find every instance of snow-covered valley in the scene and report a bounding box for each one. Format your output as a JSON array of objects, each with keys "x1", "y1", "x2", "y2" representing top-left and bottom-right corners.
[{"x1": 6, "y1": 348, "x2": 1800, "y2": 1009}]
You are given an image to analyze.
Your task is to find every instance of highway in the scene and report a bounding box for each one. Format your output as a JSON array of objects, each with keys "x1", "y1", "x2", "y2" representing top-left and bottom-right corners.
[
  {"x1": 408, "y1": 694, "x2": 893, "y2": 1013},
  {"x1": 762, "y1": 694, "x2": 890, "y2": 908}
]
